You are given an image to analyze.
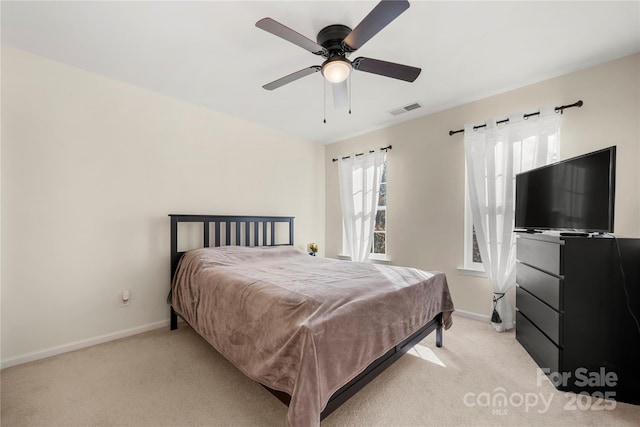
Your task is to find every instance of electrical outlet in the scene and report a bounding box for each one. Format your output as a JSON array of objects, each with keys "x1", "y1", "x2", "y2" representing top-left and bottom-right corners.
[{"x1": 120, "y1": 290, "x2": 131, "y2": 307}]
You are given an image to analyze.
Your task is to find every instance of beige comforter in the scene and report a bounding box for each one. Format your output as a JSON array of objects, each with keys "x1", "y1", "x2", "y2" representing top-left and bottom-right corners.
[{"x1": 171, "y1": 246, "x2": 454, "y2": 426}]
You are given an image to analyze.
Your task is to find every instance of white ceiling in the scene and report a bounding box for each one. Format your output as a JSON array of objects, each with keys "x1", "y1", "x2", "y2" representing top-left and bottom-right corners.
[{"x1": 2, "y1": 1, "x2": 639, "y2": 144}]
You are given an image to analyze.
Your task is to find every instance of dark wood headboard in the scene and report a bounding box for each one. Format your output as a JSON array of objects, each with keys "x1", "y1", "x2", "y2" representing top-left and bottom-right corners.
[{"x1": 168, "y1": 214, "x2": 294, "y2": 329}]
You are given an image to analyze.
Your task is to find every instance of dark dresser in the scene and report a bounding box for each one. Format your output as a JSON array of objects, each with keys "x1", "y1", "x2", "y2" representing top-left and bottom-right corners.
[{"x1": 515, "y1": 232, "x2": 640, "y2": 404}]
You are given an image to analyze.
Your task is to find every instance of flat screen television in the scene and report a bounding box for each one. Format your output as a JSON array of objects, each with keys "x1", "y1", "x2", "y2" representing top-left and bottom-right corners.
[{"x1": 515, "y1": 146, "x2": 616, "y2": 233}]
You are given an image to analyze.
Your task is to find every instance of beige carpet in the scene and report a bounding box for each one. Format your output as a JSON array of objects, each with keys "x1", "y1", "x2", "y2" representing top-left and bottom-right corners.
[{"x1": 2, "y1": 315, "x2": 639, "y2": 426}]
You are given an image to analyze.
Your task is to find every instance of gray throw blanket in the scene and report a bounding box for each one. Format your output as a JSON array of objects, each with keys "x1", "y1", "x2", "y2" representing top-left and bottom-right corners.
[{"x1": 171, "y1": 246, "x2": 454, "y2": 426}]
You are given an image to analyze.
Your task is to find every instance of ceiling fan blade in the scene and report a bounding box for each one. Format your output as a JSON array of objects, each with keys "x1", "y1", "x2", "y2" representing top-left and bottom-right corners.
[
  {"x1": 262, "y1": 66, "x2": 322, "y2": 90},
  {"x1": 343, "y1": 0, "x2": 410, "y2": 51},
  {"x1": 332, "y1": 80, "x2": 349, "y2": 108},
  {"x1": 256, "y1": 18, "x2": 327, "y2": 55},
  {"x1": 352, "y1": 57, "x2": 421, "y2": 82}
]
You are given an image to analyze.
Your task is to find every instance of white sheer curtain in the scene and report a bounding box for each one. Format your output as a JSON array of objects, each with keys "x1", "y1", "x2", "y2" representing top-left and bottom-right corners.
[
  {"x1": 465, "y1": 107, "x2": 561, "y2": 332},
  {"x1": 338, "y1": 151, "x2": 385, "y2": 262}
]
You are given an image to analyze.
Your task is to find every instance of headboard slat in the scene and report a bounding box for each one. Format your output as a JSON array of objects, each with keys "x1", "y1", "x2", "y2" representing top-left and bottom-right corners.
[
  {"x1": 270, "y1": 222, "x2": 276, "y2": 246},
  {"x1": 203, "y1": 221, "x2": 210, "y2": 248},
  {"x1": 214, "y1": 222, "x2": 221, "y2": 247},
  {"x1": 262, "y1": 221, "x2": 267, "y2": 246},
  {"x1": 254, "y1": 222, "x2": 259, "y2": 246}
]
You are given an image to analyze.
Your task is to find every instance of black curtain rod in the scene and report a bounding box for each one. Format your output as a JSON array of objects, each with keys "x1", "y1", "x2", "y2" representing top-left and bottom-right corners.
[
  {"x1": 448, "y1": 100, "x2": 583, "y2": 136},
  {"x1": 332, "y1": 145, "x2": 392, "y2": 162}
]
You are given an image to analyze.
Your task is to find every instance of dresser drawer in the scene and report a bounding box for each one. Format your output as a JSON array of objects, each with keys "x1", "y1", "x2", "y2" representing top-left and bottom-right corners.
[
  {"x1": 517, "y1": 236, "x2": 562, "y2": 275},
  {"x1": 516, "y1": 262, "x2": 562, "y2": 311},
  {"x1": 516, "y1": 311, "x2": 560, "y2": 374},
  {"x1": 516, "y1": 286, "x2": 561, "y2": 345}
]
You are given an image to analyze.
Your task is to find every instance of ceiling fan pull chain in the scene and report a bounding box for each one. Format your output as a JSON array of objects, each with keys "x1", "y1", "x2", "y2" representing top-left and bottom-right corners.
[
  {"x1": 323, "y1": 78, "x2": 327, "y2": 124},
  {"x1": 348, "y1": 73, "x2": 352, "y2": 115}
]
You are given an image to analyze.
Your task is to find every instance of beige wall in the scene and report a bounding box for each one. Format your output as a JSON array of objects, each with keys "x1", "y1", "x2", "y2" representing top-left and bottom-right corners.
[
  {"x1": 0, "y1": 46, "x2": 325, "y2": 365},
  {"x1": 325, "y1": 53, "x2": 640, "y2": 319}
]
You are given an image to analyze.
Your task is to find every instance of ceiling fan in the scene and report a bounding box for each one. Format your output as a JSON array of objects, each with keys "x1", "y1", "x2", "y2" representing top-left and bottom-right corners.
[{"x1": 256, "y1": 0, "x2": 421, "y2": 108}]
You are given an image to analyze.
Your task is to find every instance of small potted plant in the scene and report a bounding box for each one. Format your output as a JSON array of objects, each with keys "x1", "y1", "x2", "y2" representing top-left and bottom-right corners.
[{"x1": 308, "y1": 243, "x2": 318, "y2": 256}]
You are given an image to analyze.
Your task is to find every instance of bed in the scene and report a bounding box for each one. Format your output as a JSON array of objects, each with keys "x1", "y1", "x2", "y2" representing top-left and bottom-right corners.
[{"x1": 168, "y1": 214, "x2": 454, "y2": 426}]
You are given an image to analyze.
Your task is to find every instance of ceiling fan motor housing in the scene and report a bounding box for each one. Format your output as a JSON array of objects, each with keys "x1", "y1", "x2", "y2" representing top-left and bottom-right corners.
[{"x1": 317, "y1": 24, "x2": 353, "y2": 57}]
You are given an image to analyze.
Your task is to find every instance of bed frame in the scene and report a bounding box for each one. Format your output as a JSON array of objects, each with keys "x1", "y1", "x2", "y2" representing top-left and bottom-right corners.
[{"x1": 168, "y1": 214, "x2": 443, "y2": 420}]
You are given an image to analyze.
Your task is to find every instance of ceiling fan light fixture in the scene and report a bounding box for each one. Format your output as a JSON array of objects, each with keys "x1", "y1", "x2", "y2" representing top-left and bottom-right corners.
[{"x1": 322, "y1": 58, "x2": 351, "y2": 84}]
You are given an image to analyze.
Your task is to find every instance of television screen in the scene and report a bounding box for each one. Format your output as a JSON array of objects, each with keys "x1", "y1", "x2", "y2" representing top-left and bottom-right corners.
[{"x1": 515, "y1": 146, "x2": 616, "y2": 233}]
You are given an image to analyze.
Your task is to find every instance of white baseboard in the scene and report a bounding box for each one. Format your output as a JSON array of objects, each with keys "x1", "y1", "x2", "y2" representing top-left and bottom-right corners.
[
  {"x1": 1, "y1": 320, "x2": 170, "y2": 370},
  {"x1": 453, "y1": 309, "x2": 491, "y2": 322}
]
